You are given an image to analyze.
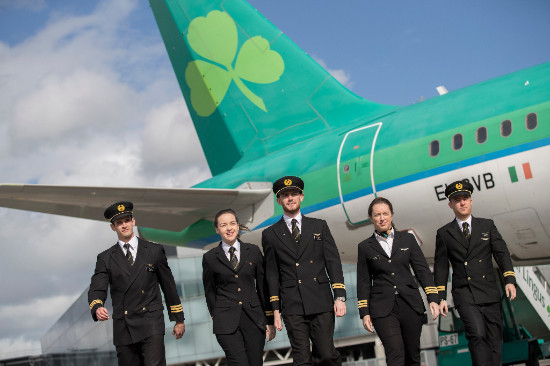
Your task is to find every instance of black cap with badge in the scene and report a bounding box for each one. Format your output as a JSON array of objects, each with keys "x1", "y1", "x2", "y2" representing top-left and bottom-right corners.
[
  {"x1": 445, "y1": 180, "x2": 474, "y2": 200},
  {"x1": 272, "y1": 176, "x2": 304, "y2": 197},
  {"x1": 104, "y1": 201, "x2": 133, "y2": 223}
]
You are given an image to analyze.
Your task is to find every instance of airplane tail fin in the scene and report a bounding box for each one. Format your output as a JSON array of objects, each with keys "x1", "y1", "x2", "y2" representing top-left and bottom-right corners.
[{"x1": 149, "y1": 0, "x2": 396, "y2": 176}]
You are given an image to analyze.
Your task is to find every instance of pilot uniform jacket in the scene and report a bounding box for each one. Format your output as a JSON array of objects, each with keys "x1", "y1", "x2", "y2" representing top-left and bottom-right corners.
[
  {"x1": 262, "y1": 216, "x2": 346, "y2": 316},
  {"x1": 357, "y1": 231, "x2": 439, "y2": 319},
  {"x1": 434, "y1": 217, "x2": 516, "y2": 306},
  {"x1": 202, "y1": 241, "x2": 273, "y2": 334},
  {"x1": 88, "y1": 238, "x2": 184, "y2": 346}
]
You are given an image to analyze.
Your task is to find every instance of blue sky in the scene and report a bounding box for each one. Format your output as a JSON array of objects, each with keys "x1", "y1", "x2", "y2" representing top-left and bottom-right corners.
[{"x1": 0, "y1": 0, "x2": 548, "y2": 358}]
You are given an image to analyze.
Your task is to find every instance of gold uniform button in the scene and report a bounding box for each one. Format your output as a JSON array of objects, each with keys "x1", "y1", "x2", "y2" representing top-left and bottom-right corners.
[
  {"x1": 142, "y1": 307, "x2": 146, "y2": 311},
  {"x1": 464, "y1": 262, "x2": 468, "y2": 266},
  {"x1": 482, "y1": 275, "x2": 486, "y2": 279},
  {"x1": 313, "y1": 277, "x2": 317, "y2": 281},
  {"x1": 141, "y1": 290, "x2": 144, "y2": 294},
  {"x1": 388, "y1": 260, "x2": 392, "y2": 263},
  {"x1": 296, "y1": 263, "x2": 299, "y2": 266},
  {"x1": 391, "y1": 273, "x2": 395, "y2": 276},
  {"x1": 235, "y1": 275, "x2": 239, "y2": 278},
  {"x1": 298, "y1": 280, "x2": 302, "y2": 284},
  {"x1": 393, "y1": 285, "x2": 397, "y2": 289},
  {"x1": 310, "y1": 260, "x2": 313, "y2": 264},
  {"x1": 238, "y1": 288, "x2": 241, "y2": 292},
  {"x1": 468, "y1": 277, "x2": 471, "y2": 281},
  {"x1": 238, "y1": 301, "x2": 242, "y2": 305},
  {"x1": 479, "y1": 259, "x2": 483, "y2": 263},
  {"x1": 124, "y1": 311, "x2": 128, "y2": 315}
]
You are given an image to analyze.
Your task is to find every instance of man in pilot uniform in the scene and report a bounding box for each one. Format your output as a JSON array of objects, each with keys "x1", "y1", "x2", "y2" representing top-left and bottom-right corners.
[
  {"x1": 434, "y1": 180, "x2": 516, "y2": 366},
  {"x1": 262, "y1": 176, "x2": 346, "y2": 365},
  {"x1": 88, "y1": 201, "x2": 185, "y2": 366}
]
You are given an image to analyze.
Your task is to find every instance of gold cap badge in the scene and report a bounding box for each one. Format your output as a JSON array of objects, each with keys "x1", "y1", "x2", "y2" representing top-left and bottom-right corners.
[
  {"x1": 117, "y1": 204, "x2": 125, "y2": 211},
  {"x1": 284, "y1": 179, "x2": 292, "y2": 186},
  {"x1": 456, "y1": 183, "x2": 463, "y2": 189}
]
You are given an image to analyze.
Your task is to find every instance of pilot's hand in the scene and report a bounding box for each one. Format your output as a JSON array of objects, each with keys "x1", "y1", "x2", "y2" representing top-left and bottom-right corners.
[
  {"x1": 172, "y1": 322, "x2": 185, "y2": 339},
  {"x1": 439, "y1": 300, "x2": 448, "y2": 316},
  {"x1": 266, "y1": 325, "x2": 276, "y2": 341},
  {"x1": 96, "y1": 307, "x2": 110, "y2": 321},
  {"x1": 334, "y1": 300, "x2": 346, "y2": 317},
  {"x1": 506, "y1": 284, "x2": 516, "y2": 301},
  {"x1": 429, "y1": 302, "x2": 440, "y2": 320},
  {"x1": 274, "y1": 310, "x2": 283, "y2": 331},
  {"x1": 362, "y1": 315, "x2": 374, "y2": 333}
]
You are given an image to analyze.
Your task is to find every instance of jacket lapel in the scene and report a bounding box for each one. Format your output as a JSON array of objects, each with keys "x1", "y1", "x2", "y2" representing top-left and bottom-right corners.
[
  {"x1": 124, "y1": 238, "x2": 149, "y2": 294},
  {"x1": 272, "y1": 217, "x2": 298, "y2": 256},
  {"x1": 110, "y1": 243, "x2": 131, "y2": 278},
  {"x1": 296, "y1": 216, "x2": 313, "y2": 259},
  {"x1": 446, "y1": 220, "x2": 470, "y2": 250},
  {"x1": 390, "y1": 230, "x2": 402, "y2": 258},
  {"x1": 214, "y1": 243, "x2": 235, "y2": 272},
  {"x1": 237, "y1": 242, "x2": 251, "y2": 273},
  {"x1": 367, "y1": 234, "x2": 389, "y2": 258},
  {"x1": 466, "y1": 216, "x2": 480, "y2": 257}
]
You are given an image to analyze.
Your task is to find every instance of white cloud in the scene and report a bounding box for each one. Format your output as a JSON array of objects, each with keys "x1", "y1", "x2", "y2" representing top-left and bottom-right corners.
[
  {"x1": 312, "y1": 55, "x2": 354, "y2": 89},
  {"x1": 0, "y1": 0, "x2": 211, "y2": 358}
]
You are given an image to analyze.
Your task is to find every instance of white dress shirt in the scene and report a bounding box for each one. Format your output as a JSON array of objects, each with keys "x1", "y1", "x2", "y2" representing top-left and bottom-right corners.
[
  {"x1": 374, "y1": 228, "x2": 395, "y2": 258},
  {"x1": 455, "y1": 215, "x2": 472, "y2": 233},
  {"x1": 118, "y1": 235, "x2": 139, "y2": 260},
  {"x1": 283, "y1": 212, "x2": 303, "y2": 233},
  {"x1": 222, "y1": 240, "x2": 241, "y2": 262}
]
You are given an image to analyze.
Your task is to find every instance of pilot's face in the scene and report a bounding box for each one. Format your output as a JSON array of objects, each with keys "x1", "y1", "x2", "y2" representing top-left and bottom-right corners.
[
  {"x1": 215, "y1": 213, "x2": 239, "y2": 245},
  {"x1": 277, "y1": 189, "x2": 304, "y2": 215},
  {"x1": 449, "y1": 195, "x2": 472, "y2": 220},
  {"x1": 369, "y1": 203, "x2": 393, "y2": 233},
  {"x1": 111, "y1": 216, "x2": 135, "y2": 241}
]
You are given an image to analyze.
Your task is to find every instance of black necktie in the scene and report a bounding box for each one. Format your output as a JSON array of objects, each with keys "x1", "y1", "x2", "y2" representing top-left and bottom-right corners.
[
  {"x1": 291, "y1": 219, "x2": 300, "y2": 244},
  {"x1": 123, "y1": 243, "x2": 134, "y2": 265},
  {"x1": 462, "y1": 222, "x2": 471, "y2": 240},
  {"x1": 228, "y1": 247, "x2": 239, "y2": 270}
]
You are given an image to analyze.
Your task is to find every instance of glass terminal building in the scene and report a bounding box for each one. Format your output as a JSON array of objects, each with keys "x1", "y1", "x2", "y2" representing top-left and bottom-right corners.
[{"x1": 30, "y1": 252, "x2": 438, "y2": 366}]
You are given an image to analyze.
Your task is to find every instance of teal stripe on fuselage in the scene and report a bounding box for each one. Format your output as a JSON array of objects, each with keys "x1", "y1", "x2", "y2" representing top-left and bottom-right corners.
[{"x1": 185, "y1": 136, "x2": 550, "y2": 248}]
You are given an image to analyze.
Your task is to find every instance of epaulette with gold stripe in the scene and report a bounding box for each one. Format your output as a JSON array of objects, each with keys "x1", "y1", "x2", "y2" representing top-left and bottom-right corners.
[
  {"x1": 357, "y1": 300, "x2": 368, "y2": 308},
  {"x1": 170, "y1": 304, "x2": 183, "y2": 313},
  {"x1": 331, "y1": 283, "x2": 346, "y2": 290},
  {"x1": 265, "y1": 311, "x2": 274, "y2": 316},
  {"x1": 89, "y1": 299, "x2": 103, "y2": 310},
  {"x1": 270, "y1": 296, "x2": 279, "y2": 302},
  {"x1": 437, "y1": 286, "x2": 446, "y2": 292},
  {"x1": 503, "y1": 271, "x2": 515, "y2": 277},
  {"x1": 424, "y1": 286, "x2": 438, "y2": 294}
]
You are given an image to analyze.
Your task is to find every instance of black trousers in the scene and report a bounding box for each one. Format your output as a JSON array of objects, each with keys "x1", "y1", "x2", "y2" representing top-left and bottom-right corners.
[
  {"x1": 115, "y1": 333, "x2": 165, "y2": 366},
  {"x1": 215, "y1": 310, "x2": 265, "y2": 366},
  {"x1": 456, "y1": 302, "x2": 502, "y2": 366},
  {"x1": 283, "y1": 311, "x2": 341, "y2": 366},
  {"x1": 372, "y1": 295, "x2": 423, "y2": 366}
]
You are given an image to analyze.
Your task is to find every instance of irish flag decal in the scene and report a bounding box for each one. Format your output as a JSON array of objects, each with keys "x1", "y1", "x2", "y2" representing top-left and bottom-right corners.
[{"x1": 508, "y1": 163, "x2": 533, "y2": 183}]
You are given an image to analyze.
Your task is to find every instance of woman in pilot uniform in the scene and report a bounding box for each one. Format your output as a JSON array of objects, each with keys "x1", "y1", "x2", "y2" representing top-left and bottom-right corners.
[
  {"x1": 202, "y1": 209, "x2": 275, "y2": 366},
  {"x1": 357, "y1": 197, "x2": 440, "y2": 366}
]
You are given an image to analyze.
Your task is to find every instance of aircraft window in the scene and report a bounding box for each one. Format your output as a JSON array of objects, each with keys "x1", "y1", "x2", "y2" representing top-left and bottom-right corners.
[
  {"x1": 429, "y1": 140, "x2": 439, "y2": 157},
  {"x1": 476, "y1": 127, "x2": 487, "y2": 144},
  {"x1": 453, "y1": 134, "x2": 463, "y2": 150},
  {"x1": 343, "y1": 164, "x2": 350, "y2": 174},
  {"x1": 526, "y1": 113, "x2": 537, "y2": 130},
  {"x1": 501, "y1": 120, "x2": 512, "y2": 137}
]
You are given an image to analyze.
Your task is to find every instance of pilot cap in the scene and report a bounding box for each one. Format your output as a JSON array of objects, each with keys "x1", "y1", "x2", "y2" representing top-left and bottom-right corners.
[
  {"x1": 273, "y1": 176, "x2": 304, "y2": 197},
  {"x1": 104, "y1": 201, "x2": 133, "y2": 223},
  {"x1": 445, "y1": 180, "x2": 474, "y2": 200}
]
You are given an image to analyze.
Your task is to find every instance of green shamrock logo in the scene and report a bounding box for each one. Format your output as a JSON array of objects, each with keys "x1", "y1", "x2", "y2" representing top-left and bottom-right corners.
[
  {"x1": 185, "y1": 10, "x2": 285, "y2": 117},
  {"x1": 547, "y1": 305, "x2": 550, "y2": 317}
]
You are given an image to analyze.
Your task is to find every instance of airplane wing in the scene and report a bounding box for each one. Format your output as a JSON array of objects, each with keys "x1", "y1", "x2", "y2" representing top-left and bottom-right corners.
[{"x1": 0, "y1": 182, "x2": 273, "y2": 231}]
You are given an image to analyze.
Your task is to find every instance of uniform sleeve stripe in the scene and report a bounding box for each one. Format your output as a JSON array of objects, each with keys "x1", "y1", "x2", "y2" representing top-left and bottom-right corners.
[
  {"x1": 503, "y1": 272, "x2": 515, "y2": 277},
  {"x1": 170, "y1": 304, "x2": 183, "y2": 312},
  {"x1": 89, "y1": 300, "x2": 103, "y2": 310},
  {"x1": 331, "y1": 283, "x2": 346, "y2": 289},
  {"x1": 265, "y1": 311, "x2": 274, "y2": 316},
  {"x1": 270, "y1": 296, "x2": 279, "y2": 302},
  {"x1": 357, "y1": 300, "x2": 368, "y2": 308}
]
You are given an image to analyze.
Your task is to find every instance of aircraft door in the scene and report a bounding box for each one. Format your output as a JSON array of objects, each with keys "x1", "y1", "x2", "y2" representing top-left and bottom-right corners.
[{"x1": 337, "y1": 123, "x2": 382, "y2": 225}]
